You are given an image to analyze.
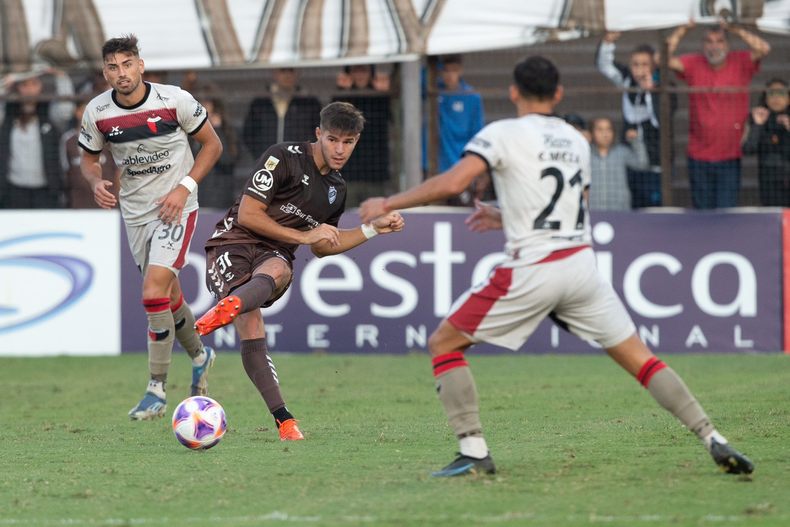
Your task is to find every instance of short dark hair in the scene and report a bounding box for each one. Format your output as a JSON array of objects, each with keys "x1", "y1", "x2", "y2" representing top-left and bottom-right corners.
[
  {"x1": 320, "y1": 102, "x2": 365, "y2": 135},
  {"x1": 440, "y1": 54, "x2": 463, "y2": 67},
  {"x1": 513, "y1": 56, "x2": 558, "y2": 101},
  {"x1": 766, "y1": 78, "x2": 788, "y2": 89},
  {"x1": 631, "y1": 44, "x2": 655, "y2": 58},
  {"x1": 563, "y1": 113, "x2": 586, "y2": 129},
  {"x1": 704, "y1": 25, "x2": 729, "y2": 40},
  {"x1": 102, "y1": 34, "x2": 139, "y2": 62}
]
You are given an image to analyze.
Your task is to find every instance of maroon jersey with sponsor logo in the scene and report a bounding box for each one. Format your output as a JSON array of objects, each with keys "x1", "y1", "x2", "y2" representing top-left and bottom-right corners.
[{"x1": 206, "y1": 141, "x2": 347, "y2": 261}]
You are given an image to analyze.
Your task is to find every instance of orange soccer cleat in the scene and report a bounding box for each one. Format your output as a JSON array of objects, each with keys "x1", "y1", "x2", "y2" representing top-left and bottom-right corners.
[
  {"x1": 277, "y1": 419, "x2": 305, "y2": 441},
  {"x1": 194, "y1": 296, "x2": 242, "y2": 336}
]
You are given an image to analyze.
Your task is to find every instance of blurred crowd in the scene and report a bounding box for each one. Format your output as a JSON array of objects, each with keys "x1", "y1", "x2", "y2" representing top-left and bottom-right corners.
[{"x1": 0, "y1": 22, "x2": 786, "y2": 212}]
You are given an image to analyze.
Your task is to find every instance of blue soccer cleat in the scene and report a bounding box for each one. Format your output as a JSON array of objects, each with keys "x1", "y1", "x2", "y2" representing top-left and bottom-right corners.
[
  {"x1": 430, "y1": 452, "x2": 496, "y2": 477},
  {"x1": 128, "y1": 389, "x2": 167, "y2": 420},
  {"x1": 191, "y1": 347, "x2": 215, "y2": 397}
]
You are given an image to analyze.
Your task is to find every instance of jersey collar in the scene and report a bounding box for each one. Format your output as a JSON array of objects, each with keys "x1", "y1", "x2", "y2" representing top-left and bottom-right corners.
[{"x1": 112, "y1": 81, "x2": 151, "y2": 110}]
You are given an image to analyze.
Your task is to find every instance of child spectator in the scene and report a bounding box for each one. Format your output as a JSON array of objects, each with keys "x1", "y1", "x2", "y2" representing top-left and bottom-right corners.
[
  {"x1": 742, "y1": 79, "x2": 790, "y2": 206},
  {"x1": 588, "y1": 118, "x2": 649, "y2": 211}
]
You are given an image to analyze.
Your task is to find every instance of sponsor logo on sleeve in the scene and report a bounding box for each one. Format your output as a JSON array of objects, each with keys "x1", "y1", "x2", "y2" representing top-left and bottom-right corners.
[
  {"x1": 469, "y1": 137, "x2": 491, "y2": 149},
  {"x1": 252, "y1": 169, "x2": 274, "y2": 192},
  {"x1": 264, "y1": 156, "x2": 279, "y2": 170},
  {"x1": 287, "y1": 145, "x2": 302, "y2": 154},
  {"x1": 80, "y1": 126, "x2": 93, "y2": 142},
  {"x1": 193, "y1": 102, "x2": 204, "y2": 118}
]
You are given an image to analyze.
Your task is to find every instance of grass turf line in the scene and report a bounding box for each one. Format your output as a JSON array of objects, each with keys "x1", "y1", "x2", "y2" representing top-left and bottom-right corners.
[{"x1": 0, "y1": 353, "x2": 788, "y2": 526}]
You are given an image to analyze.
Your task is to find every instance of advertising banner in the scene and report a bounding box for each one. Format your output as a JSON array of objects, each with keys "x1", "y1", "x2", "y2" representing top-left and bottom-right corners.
[
  {"x1": 0, "y1": 210, "x2": 121, "y2": 356},
  {"x1": 120, "y1": 209, "x2": 784, "y2": 355}
]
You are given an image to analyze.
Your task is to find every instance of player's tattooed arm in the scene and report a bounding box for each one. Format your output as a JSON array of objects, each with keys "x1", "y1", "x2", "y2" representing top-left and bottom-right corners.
[
  {"x1": 80, "y1": 150, "x2": 117, "y2": 210},
  {"x1": 465, "y1": 199, "x2": 502, "y2": 233}
]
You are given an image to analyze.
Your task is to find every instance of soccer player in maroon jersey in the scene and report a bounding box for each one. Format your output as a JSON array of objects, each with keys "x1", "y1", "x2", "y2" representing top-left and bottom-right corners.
[{"x1": 195, "y1": 102, "x2": 404, "y2": 441}]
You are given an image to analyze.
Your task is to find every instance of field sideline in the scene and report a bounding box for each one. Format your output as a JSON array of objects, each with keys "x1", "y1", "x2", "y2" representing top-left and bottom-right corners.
[{"x1": 1, "y1": 353, "x2": 788, "y2": 526}]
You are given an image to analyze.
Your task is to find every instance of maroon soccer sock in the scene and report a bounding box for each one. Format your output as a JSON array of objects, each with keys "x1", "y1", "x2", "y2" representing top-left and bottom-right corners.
[
  {"x1": 241, "y1": 338, "x2": 288, "y2": 415},
  {"x1": 233, "y1": 274, "x2": 276, "y2": 315}
]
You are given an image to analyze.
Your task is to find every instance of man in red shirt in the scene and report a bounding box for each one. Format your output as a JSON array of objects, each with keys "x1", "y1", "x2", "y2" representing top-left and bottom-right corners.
[{"x1": 667, "y1": 20, "x2": 770, "y2": 208}]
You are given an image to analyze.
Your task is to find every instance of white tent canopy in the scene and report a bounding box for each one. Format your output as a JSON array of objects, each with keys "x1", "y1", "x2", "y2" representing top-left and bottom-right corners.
[{"x1": 1, "y1": 0, "x2": 788, "y2": 72}]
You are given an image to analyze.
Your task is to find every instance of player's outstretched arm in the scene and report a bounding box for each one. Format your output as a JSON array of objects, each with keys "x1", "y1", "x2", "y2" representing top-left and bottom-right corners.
[
  {"x1": 238, "y1": 195, "x2": 340, "y2": 247},
  {"x1": 156, "y1": 121, "x2": 223, "y2": 224},
  {"x1": 80, "y1": 150, "x2": 117, "y2": 210},
  {"x1": 359, "y1": 155, "x2": 487, "y2": 223},
  {"x1": 465, "y1": 199, "x2": 502, "y2": 233},
  {"x1": 311, "y1": 212, "x2": 405, "y2": 258}
]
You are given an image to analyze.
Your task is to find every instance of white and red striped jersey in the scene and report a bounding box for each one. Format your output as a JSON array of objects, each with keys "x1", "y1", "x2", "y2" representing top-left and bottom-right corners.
[
  {"x1": 79, "y1": 82, "x2": 207, "y2": 226},
  {"x1": 463, "y1": 113, "x2": 592, "y2": 265}
]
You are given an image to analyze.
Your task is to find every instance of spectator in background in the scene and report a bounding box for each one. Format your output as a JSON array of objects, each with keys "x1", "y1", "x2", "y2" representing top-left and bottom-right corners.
[
  {"x1": 76, "y1": 70, "x2": 111, "y2": 97},
  {"x1": 588, "y1": 118, "x2": 649, "y2": 211},
  {"x1": 60, "y1": 98, "x2": 119, "y2": 208},
  {"x1": 333, "y1": 64, "x2": 391, "y2": 206},
  {"x1": 0, "y1": 69, "x2": 74, "y2": 209},
  {"x1": 425, "y1": 54, "x2": 488, "y2": 205},
  {"x1": 243, "y1": 68, "x2": 321, "y2": 158},
  {"x1": 563, "y1": 113, "x2": 592, "y2": 142},
  {"x1": 143, "y1": 70, "x2": 168, "y2": 85},
  {"x1": 597, "y1": 32, "x2": 674, "y2": 208},
  {"x1": 667, "y1": 20, "x2": 771, "y2": 208},
  {"x1": 190, "y1": 84, "x2": 240, "y2": 209},
  {"x1": 742, "y1": 79, "x2": 790, "y2": 207}
]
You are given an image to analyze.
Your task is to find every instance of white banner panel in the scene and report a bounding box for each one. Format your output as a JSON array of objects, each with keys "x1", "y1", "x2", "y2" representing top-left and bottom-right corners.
[
  {"x1": 0, "y1": 210, "x2": 121, "y2": 356},
  {"x1": 4, "y1": 0, "x2": 788, "y2": 70}
]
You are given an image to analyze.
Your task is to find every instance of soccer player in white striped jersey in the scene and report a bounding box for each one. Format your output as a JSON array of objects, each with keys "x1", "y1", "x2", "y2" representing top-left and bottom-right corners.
[
  {"x1": 80, "y1": 35, "x2": 223, "y2": 419},
  {"x1": 360, "y1": 56, "x2": 753, "y2": 477}
]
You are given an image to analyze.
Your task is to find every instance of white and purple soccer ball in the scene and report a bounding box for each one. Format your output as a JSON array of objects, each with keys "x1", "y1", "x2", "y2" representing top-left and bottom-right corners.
[{"x1": 172, "y1": 396, "x2": 226, "y2": 450}]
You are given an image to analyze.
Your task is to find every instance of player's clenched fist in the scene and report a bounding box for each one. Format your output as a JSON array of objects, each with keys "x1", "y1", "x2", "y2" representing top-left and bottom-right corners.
[
  {"x1": 303, "y1": 224, "x2": 340, "y2": 247},
  {"x1": 371, "y1": 211, "x2": 404, "y2": 234}
]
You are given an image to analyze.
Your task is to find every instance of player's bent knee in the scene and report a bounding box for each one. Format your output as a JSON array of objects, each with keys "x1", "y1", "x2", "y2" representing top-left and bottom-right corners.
[{"x1": 428, "y1": 321, "x2": 472, "y2": 358}]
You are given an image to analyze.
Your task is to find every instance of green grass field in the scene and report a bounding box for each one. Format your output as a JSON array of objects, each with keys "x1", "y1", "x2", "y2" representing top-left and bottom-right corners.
[{"x1": 1, "y1": 352, "x2": 789, "y2": 526}]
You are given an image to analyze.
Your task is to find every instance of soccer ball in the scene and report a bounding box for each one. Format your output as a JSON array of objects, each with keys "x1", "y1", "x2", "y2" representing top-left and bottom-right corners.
[{"x1": 172, "y1": 396, "x2": 227, "y2": 450}]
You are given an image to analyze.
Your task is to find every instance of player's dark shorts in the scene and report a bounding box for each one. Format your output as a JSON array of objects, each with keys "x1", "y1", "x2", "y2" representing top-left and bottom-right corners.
[{"x1": 205, "y1": 244, "x2": 293, "y2": 308}]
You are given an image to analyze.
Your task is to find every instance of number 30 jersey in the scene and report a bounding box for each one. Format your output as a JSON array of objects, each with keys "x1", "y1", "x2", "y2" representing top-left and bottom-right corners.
[{"x1": 463, "y1": 113, "x2": 592, "y2": 265}]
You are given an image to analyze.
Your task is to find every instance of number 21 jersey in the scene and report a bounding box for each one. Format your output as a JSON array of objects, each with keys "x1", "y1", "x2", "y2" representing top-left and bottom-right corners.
[{"x1": 463, "y1": 113, "x2": 592, "y2": 265}]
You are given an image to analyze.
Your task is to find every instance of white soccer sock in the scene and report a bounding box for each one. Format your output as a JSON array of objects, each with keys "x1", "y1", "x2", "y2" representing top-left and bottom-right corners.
[
  {"x1": 147, "y1": 380, "x2": 166, "y2": 399},
  {"x1": 701, "y1": 429, "x2": 728, "y2": 452},
  {"x1": 459, "y1": 436, "x2": 489, "y2": 459},
  {"x1": 191, "y1": 348, "x2": 207, "y2": 367}
]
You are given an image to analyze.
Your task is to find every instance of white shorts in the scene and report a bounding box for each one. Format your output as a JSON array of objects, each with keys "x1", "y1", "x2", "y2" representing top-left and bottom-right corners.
[
  {"x1": 446, "y1": 247, "x2": 635, "y2": 351},
  {"x1": 125, "y1": 210, "x2": 198, "y2": 276}
]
